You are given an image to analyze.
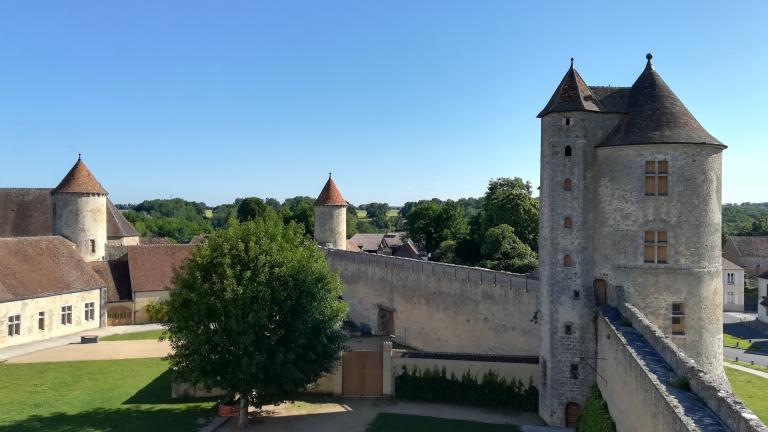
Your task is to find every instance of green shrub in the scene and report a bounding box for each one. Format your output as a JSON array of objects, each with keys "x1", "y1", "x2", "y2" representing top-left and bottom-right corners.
[
  {"x1": 576, "y1": 385, "x2": 616, "y2": 432},
  {"x1": 145, "y1": 300, "x2": 169, "y2": 323},
  {"x1": 394, "y1": 366, "x2": 538, "y2": 411},
  {"x1": 671, "y1": 376, "x2": 690, "y2": 391}
]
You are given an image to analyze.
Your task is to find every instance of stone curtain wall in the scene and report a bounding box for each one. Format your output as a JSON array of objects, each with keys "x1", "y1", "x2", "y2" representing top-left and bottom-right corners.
[
  {"x1": 324, "y1": 249, "x2": 540, "y2": 355},
  {"x1": 616, "y1": 303, "x2": 767, "y2": 432}
]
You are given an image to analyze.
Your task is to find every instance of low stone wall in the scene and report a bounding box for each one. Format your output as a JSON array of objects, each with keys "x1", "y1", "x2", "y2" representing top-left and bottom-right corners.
[{"x1": 602, "y1": 304, "x2": 768, "y2": 432}]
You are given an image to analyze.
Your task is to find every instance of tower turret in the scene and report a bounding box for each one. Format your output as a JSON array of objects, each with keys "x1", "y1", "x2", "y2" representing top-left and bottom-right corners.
[
  {"x1": 313, "y1": 174, "x2": 347, "y2": 249},
  {"x1": 51, "y1": 156, "x2": 108, "y2": 262}
]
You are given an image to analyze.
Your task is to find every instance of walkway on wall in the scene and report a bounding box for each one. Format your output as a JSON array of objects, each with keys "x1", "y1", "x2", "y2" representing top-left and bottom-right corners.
[{"x1": 0, "y1": 323, "x2": 163, "y2": 362}]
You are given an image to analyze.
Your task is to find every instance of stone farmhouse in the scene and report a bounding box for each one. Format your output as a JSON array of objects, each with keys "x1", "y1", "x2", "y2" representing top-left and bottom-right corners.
[
  {"x1": 723, "y1": 258, "x2": 745, "y2": 312},
  {"x1": 2, "y1": 54, "x2": 766, "y2": 431}
]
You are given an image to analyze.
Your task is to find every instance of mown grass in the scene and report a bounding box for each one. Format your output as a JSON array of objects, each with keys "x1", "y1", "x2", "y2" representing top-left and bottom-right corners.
[
  {"x1": 366, "y1": 413, "x2": 520, "y2": 432},
  {"x1": 725, "y1": 359, "x2": 768, "y2": 373},
  {"x1": 0, "y1": 358, "x2": 216, "y2": 432},
  {"x1": 101, "y1": 329, "x2": 165, "y2": 341},
  {"x1": 726, "y1": 367, "x2": 768, "y2": 424},
  {"x1": 723, "y1": 333, "x2": 765, "y2": 351}
]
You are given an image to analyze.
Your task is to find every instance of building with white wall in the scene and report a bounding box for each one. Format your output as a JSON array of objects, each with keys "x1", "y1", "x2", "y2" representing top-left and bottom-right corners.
[
  {"x1": 758, "y1": 272, "x2": 768, "y2": 324},
  {"x1": 723, "y1": 257, "x2": 745, "y2": 312}
]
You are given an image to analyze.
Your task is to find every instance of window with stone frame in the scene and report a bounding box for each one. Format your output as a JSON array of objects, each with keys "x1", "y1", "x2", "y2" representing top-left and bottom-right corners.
[
  {"x1": 89, "y1": 239, "x2": 96, "y2": 254},
  {"x1": 38, "y1": 312, "x2": 45, "y2": 331},
  {"x1": 644, "y1": 160, "x2": 669, "y2": 196},
  {"x1": 7, "y1": 315, "x2": 20, "y2": 337},
  {"x1": 61, "y1": 305, "x2": 72, "y2": 325},
  {"x1": 727, "y1": 273, "x2": 735, "y2": 285},
  {"x1": 84, "y1": 302, "x2": 95, "y2": 322},
  {"x1": 644, "y1": 231, "x2": 668, "y2": 264},
  {"x1": 672, "y1": 303, "x2": 685, "y2": 335}
]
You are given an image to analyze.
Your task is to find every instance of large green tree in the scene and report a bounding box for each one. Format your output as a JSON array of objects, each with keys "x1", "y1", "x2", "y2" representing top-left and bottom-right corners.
[
  {"x1": 164, "y1": 215, "x2": 348, "y2": 427},
  {"x1": 480, "y1": 177, "x2": 539, "y2": 251},
  {"x1": 480, "y1": 224, "x2": 537, "y2": 273},
  {"x1": 405, "y1": 200, "x2": 468, "y2": 254},
  {"x1": 236, "y1": 197, "x2": 271, "y2": 222}
]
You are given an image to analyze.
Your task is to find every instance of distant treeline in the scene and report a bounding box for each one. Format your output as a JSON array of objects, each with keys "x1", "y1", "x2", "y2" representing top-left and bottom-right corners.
[{"x1": 723, "y1": 202, "x2": 768, "y2": 237}]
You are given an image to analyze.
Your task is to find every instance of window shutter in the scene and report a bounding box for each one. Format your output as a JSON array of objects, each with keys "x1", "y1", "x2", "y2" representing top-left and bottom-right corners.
[
  {"x1": 658, "y1": 176, "x2": 668, "y2": 195},
  {"x1": 645, "y1": 176, "x2": 656, "y2": 195},
  {"x1": 644, "y1": 245, "x2": 655, "y2": 263}
]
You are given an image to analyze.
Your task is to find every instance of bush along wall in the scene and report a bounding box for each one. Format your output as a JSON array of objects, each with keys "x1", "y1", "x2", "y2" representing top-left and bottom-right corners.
[
  {"x1": 394, "y1": 366, "x2": 538, "y2": 411},
  {"x1": 576, "y1": 385, "x2": 616, "y2": 432}
]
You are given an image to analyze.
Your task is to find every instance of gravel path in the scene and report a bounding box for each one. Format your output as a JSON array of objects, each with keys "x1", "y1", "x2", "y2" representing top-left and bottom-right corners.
[
  {"x1": 724, "y1": 362, "x2": 768, "y2": 380},
  {"x1": 5, "y1": 339, "x2": 170, "y2": 363}
]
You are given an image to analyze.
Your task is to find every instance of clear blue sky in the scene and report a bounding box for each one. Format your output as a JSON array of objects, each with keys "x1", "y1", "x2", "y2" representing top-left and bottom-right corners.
[{"x1": 1, "y1": 1, "x2": 765, "y2": 206}]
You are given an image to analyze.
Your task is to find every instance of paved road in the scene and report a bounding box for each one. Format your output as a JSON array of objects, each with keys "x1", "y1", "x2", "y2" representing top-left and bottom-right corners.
[{"x1": 0, "y1": 323, "x2": 163, "y2": 362}]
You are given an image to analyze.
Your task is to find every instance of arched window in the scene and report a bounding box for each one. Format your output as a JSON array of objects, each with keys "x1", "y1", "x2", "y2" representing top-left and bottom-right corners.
[
  {"x1": 564, "y1": 255, "x2": 573, "y2": 267},
  {"x1": 564, "y1": 145, "x2": 572, "y2": 157},
  {"x1": 564, "y1": 178, "x2": 572, "y2": 191},
  {"x1": 564, "y1": 217, "x2": 573, "y2": 229}
]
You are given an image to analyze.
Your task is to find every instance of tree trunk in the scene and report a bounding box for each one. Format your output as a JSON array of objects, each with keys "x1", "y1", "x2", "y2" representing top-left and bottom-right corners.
[{"x1": 238, "y1": 392, "x2": 249, "y2": 428}]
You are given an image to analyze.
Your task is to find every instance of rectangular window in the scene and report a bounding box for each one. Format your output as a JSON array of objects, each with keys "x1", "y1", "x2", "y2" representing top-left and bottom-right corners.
[
  {"x1": 570, "y1": 363, "x2": 579, "y2": 379},
  {"x1": 727, "y1": 273, "x2": 735, "y2": 284},
  {"x1": 38, "y1": 312, "x2": 45, "y2": 331},
  {"x1": 7, "y1": 315, "x2": 21, "y2": 337},
  {"x1": 84, "y1": 302, "x2": 95, "y2": 322},
  {"x1": 672, "y1": 303, "x2": 685, "y2": 335},
  {"x1": 542, "y1": 359, "x2": 547, "y2": 386},
  {"x1": 727, "y1": 292, "x2": 735, "y2": 304},
  {"x1": 644, "y1": 160, "x2": 669, "y2": 196},
  {"x1": 89, "y1": 239, "x2": 96, "y2": 253},
  {"x1": 61, "y1": 305, "x2": 72, "y2": 325},
  {"x1": 644, "y1": 231, "x2": 668, "y2": 264}
]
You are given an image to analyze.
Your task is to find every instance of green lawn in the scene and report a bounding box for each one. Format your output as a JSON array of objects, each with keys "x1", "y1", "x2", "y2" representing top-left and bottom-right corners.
[
  {"x1": 367, "y1": 413, "x2": 520, "y2": 432},
  {"x1": 725, "y1": 359, "x2": 768, "y2": 373},
  {"x1": 726, "y1": 367, "x2": 768, "y2": 424},
  {"x1": 0, "y1": 358, "x2": 217, "y2": 432},
  {"x1": 101, "y1": 329, "x2": 165, "y2": 341},
  {"x1": 723, "y1": 333, "x2": 765, "y2": 351}
]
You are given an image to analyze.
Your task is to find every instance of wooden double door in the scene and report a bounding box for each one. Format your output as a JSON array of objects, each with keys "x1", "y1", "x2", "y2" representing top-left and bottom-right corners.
[{"x1": 341, "y1": 351, "x2": 383, "y2": 396}]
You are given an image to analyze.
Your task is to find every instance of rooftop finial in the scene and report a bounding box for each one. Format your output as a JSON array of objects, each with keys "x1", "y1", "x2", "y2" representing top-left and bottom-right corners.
[
  {"x1": 570, "y1": 57, "x2": 574, "y2": 68},
  {"x1": 328, "y1": 172, "x2": 332, "y2": 178},
  {"x1": 645, "y1": 53, "x2": 653, "y2": 70},
  {"x1": 78, "y1": 153, "x2": 81, "y2": 160}
]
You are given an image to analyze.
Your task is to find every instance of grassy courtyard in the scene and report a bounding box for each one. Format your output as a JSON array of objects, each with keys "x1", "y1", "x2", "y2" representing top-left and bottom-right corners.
[
  {"x1": 726, "y1": 367, "x2": 768, "y2": 424},
  {"x1": 723, "y1": 333, "x2": 765, "y2": 351},
  {"x1": 101, "y1": 329, "x2": 165, "y2": 341},
  {"x1": 0, "y1": 358, "x2": 217, "y2": 432},
  {"x1": 367, "y1": 413, "x2": 520, "y2": 432}
]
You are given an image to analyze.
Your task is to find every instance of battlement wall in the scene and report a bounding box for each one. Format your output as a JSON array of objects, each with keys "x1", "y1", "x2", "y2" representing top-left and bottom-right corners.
[{"x1": 324, "y1": 249, "x2": 540, "y2": 355}]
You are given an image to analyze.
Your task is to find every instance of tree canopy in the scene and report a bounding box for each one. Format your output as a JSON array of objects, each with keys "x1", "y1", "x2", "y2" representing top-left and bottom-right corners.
[
  {"x1": 164, "y1": 215, "x2": 348, "y2": 427},
  {"x1": 480, "y1": 224, "x2": 537, "y2": 273}
]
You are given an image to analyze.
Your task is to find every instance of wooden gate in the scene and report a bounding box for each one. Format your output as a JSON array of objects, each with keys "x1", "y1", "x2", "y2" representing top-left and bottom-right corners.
[
  {"x1": 594, "y1": 279, "x2": 607, "y2": 307},
  {"x1": 565, "y1": 402, "x2": 581, "y2": 427},
  {"x1": 342, "y1": 351, "x2": 383, "y2": 396},
  {"x1": 377, "y1": 307, "x2": 395, "y2": 336},
  {"x1": 107, "y1": 305, "x2": 133, "y2": 326}
]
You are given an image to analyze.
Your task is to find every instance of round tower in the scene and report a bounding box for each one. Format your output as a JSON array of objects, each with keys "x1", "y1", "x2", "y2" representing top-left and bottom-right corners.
[
  {"x1": 313, "y1": 174, "x2": 347, "y2": 249},
  {"x1": 51, "y1": 156, "x2": 108, "y2": 262}
]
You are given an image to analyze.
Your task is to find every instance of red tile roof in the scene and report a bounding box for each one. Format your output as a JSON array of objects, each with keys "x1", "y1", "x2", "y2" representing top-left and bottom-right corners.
[
  {"x1": 53, "y1": 157, "x2": 107, "y2": 194},
  {"x1": 314, "y1": 176, "x2": 347, "y2": 206},
  {"x1": 127, "y1": 245, "x2": 195, "y2": 292}
]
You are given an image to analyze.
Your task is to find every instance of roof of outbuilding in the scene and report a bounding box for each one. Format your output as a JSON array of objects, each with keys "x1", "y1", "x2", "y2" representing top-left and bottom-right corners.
[
  {"x1": 538, "y1": 61, "x2": 600, "y2": 118},
  {"x1": 727, "y1": 236, "x2": 768, "y2": 258},
  {"x1": 349, "y1": 233, "x2": 385, "y2": 252},
  {"x1": 346, "y1": 239, "x2": 362, "y2": 252},
  {"x1": 393, "y1": 240, "x2": 421, "y2": 259},
  {"x1": 722, "y1": 257, "x2": 743, "y2": 271},
  {"x1": 757, "y1": 271, "x2": 768, "y2": 280},
  {"x1": 127, "y1": 245, "x2": 195, "y2": 292},
  {"x1": 52, "y1": 157, "x2": 108, "y2": 195},
  {"x1": 314, "y1": 176, "x2": 347, "y2": 206},
  {"x1": 0, "y1": 188, "x2": 138, "y2": 239},
  {"x1": 106, "y1": 200, "x2": 140, "y2": 238},
  {"x1": 0, "y1": 236, "x2": 105, "y2": 303},
  {"x1": 90, "y1": 260, "x2": 132, "y2": 302},
  {"x1": 597, "y1": 55, "x2": 723, "y2": 148}
]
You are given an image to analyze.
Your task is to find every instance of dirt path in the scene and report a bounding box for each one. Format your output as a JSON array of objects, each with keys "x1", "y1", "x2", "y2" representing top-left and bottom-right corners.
[
  {"x1": 217, "y1": 398, "x2": 557, "y2": 432},
  {"x1": 5, "y1": 339, "x2": 171, "y2": 363}
]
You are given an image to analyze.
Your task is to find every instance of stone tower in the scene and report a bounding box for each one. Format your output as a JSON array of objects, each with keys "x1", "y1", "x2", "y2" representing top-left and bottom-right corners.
[
  {"x1": 51, "y1": 156, "x2": 108, "y2": 262},
  {"x1": 313, "y1": 174, "x2": 347, "y2": 249},
  {"x1": 538, "y1": 55, "x2": 727, "y2": 426}
]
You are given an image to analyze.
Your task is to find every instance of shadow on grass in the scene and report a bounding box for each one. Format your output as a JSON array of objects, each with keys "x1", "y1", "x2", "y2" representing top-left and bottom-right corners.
[
  {"x1": 123, "y1": 370, "x2": 220, "y2": 405},
  {"x1": 0, "y1": 406, "x2": 216, "y2": 432}
]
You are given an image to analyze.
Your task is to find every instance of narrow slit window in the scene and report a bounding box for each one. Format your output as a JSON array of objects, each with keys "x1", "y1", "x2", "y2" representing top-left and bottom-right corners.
[
  {"x1": 570, "y1": 363, "x2": 579, "y2": 379},
  {"x1": 564, "y1": 255, "x2": 573, "y2": 267},
  {"x1": 564, "y1": 217, "x2": 573, "y2": 229},
  {"x1": 38, "y1": 312, "x2": 45, "y2": 331},
  {"x1": 89, "y1": 239, "x2": 96, "y2": 253},
  {"x1": 564, "y1": 145, "x2": 572, "y2": 157},
  {"x1": 564, "y1": 178, "x2": 572, "y2": 192},
  {"x1": 672, "y1": 303, "x2": 685, "y2": 335}
]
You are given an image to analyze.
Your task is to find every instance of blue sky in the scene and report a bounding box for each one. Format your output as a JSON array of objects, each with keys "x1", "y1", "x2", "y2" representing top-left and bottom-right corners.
[{"x1": 0, "y1": 1, "x2": 765, "y2": 206}]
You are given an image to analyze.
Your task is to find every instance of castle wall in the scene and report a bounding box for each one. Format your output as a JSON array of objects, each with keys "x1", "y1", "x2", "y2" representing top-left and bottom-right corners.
[
  {"x1": 324, "y1": 249, "x2": 540, "y2": 355},
  {"x1": 315, "y1": 205, "x2": 346, "y2": 249},
  {"x1": 592, "y1": 144, "x2": 725, "y2": 383},
  {"x1": 52, "y1": 192, "x2": 107, "y2": 262}
]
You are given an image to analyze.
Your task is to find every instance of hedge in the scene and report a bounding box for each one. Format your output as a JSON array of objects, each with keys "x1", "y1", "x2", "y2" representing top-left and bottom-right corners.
[{"x1": 576, "y1": 385, "x2": 616, "y2": 432}]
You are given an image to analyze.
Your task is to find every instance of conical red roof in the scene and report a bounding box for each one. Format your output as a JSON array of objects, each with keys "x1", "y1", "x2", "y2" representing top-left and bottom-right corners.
[
  {"x1": 52, "y1": 157, "x2": 108, "y2": 194},
  {"x1": 314, "y1": 176, "x2": 347, "y2": 206},
  {"x1": 538, "y1": 59, "x2": 601, "y2": 118}
]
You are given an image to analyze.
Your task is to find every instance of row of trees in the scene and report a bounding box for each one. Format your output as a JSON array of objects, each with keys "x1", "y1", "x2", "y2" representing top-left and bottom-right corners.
[
  {"x1": 723, "y1": 202, "x2": 768, "y2": 236},
  {"x1": 403, "y1": 177, "x2": 539, "y2": 273}
]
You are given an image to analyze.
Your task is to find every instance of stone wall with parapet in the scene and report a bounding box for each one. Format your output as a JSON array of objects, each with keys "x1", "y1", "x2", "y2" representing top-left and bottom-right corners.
[
  {"x1": 598, "y1": 303, "x2": 767, "y2": 432},
  {"x1": 324, "y1": 249, "x2": 540, "y2": 355}
]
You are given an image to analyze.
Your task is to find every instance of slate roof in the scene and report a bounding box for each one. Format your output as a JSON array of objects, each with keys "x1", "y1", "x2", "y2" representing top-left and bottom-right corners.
[
  {"x1": 0, "y1": 188, "x2": 139, "y2": 239},
  {"x1": 0, "y1": 237, "x2": 105, "y2": 303},
  {"x1": 53, "y1": 157, "x2": 108, "y2": 194},
  {"x1": 722, "y1": 257, "x2": 743, "y2": 271},
  {"x1": 727, "y1": 236, "x2": 768, "y2": 258},
  {"x1": 90, "y1": 260, "x2": 132, "y2": 302},
  {"x1": 393, "y1": 240, "x2": 421, "y2": 259},
  {"x1": 127, "y1": 245, "x2": 195, "y2": 292},
  {"x1": 538, "y1": 62, "x2": 600, "y2": 117},
  {"x1": 349, "y1": 233, "x2": 385, "y2": 252},
  {"x1": 588, "y1": 86, "x2": 631, "y2": 113},
  {"x1": 598, "y1": 55, "x2": 723, "y2": 148},
  {"x1": 382, "y1": 232, "x2": 405, "y2": 249},
  {"x1": 106, "y1": 200, "x2": 139, "y2": 238},
  {"x1": 314, "y1": 176, "x2": 347, "y2": 206}
]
